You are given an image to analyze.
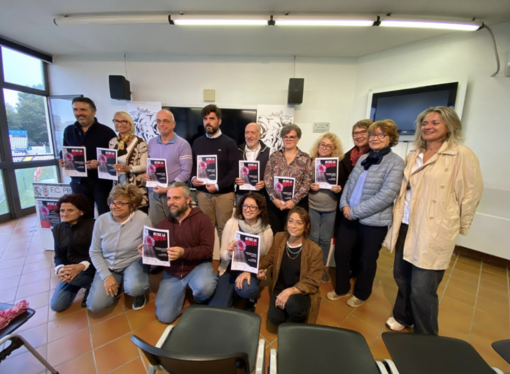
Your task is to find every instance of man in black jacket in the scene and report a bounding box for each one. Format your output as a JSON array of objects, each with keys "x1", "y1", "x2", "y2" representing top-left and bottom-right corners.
[
  {"x1": 191, "y1": 105, "x2": 239, "y2": 243},
  {"x1": 59, "y1": 97, "x2": 116, "y2": 215},
  {"x1": 235, "y1": 122, "x2": 270, "y2": 203}
]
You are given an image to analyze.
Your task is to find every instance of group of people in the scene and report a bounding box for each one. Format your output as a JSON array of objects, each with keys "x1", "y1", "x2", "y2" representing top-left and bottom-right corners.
[{"x1": 51, "y1": 97, "x2": 483, "y2": 335}]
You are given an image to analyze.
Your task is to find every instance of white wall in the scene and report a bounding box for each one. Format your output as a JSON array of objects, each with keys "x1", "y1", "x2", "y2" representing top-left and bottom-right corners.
[
  {"x1": 352, "y1": 22, "x2": 510, "y2": 191},
  {"x1": 49, "y1": 54, "x2": 359, "y2": 154}
]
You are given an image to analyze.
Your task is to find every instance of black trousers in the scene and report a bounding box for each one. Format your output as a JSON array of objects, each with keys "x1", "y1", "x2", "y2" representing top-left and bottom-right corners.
[
  {"x1": 334, "y1": 219, "x2": 387, "y2": 301},
  {"x1": 392, "y1": 224, "x2": 445, "y2": 335},
  {"x1": 268, "y1": 197, "x2": 308, "y2": 235},
  {"x1": 268, "y1": 290, "x2": 311, "y2": 325},
  {"x1": 70, "y1": 179, "x2": 112, "y2": 216}
]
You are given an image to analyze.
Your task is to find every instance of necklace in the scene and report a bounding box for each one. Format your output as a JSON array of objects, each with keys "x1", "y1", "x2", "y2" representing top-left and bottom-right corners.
[{"x1": 286, "y1": 242, "x2": 302, "y2": 260}]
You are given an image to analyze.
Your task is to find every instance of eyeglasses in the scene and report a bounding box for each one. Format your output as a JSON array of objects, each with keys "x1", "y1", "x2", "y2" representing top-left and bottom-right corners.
[
  {"x1": 242, "y1": 204, "x2": 259, "y2": 211},
  {"x1": 156, "y1": 119, "x2": 175, "y2": 124},
  {"x1": 353, "y1": 130, "x2": 368, "y2": 138},
  {"x1": 283, "y1": 136, "x2": 297, "y2": 141},
  {"x1": 369, "y1": 133, "x2": 387, "y2": 140},
  {"x1": 112, "y1": 119, "x2": 128, "y2": 125},
  {"x1": 109, "y1": 200, "x2": 130, "y2": 208},
  {"x1": 319, "y1": 142, "x2": 334, "y2": 150}
]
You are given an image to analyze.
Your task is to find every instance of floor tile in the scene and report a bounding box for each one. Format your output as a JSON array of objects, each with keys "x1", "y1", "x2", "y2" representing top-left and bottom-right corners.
[
  {"x1": 54, "y1": 352, "x2": 96, "y2": 374},
  {"x1": 473, "y1": 308, "x2": 510, "y2": 336},
  {"x1": 0, "y1": 345, "x2": 48, "y2": 374},
  {"x1": 48, "y1": 310, "x2": 88, "y2": 342},
  {"x1": 109, "y1": 357, "x2": 147, "y2": 374},
  {"x1": 1, "y1": 249, "x2": 28, "y2": 260},
  {"x1": 0, "y1": 256, "x2": 25, "y2": 270},
  {"x1": 352, "y1": 301, "x2": 392, "y2": 330},
  {"x1": 90, "y1": 313, "x2": 131, "y2": 348},
  {"x1": 0, "y1": 264, "x2": 23, "y2": 280},
  {"x1": 15, "y1": 290, "x2": 50, "y2": 309},
  {"x1": 370, "y1": 336, "x2": 391, "y2": 361},
  {"x1": 132, "y1": 319, "x2": 170, "y2": 346},
  {"x1": 48, "y1": 295, "x2": 84, "y2": 321},
  {"x1": 47, "y1": 328, "x2": 91, "y2": 366},
  {"x1": 0, "y1": 275, "x2": 20, "y2": 291},
  {"x1": 22, "y1": 259, "x2": 52, "y2": 274},
  {"x1": 480, "y1": 270, "x2": 508, "y2": 285},
  {"x1": 87, "y1": 299, "x2": 124, "y2": 325},
  {"x1": 317, "y1": 299, "x2": 351, "y2": 327},
  {"x1": 94, "y1": 334, "x2": 140, "y2": 374},
  {"x1": 16, "y1": 277, "x2": 50, "y2": 299},
  {"x1": 125, "y1": 300, "x2": 157, "y2": 330},
  {"x1": 17, "y1": 305, "x2": 48, "y2": 332},
  {"x1": 19, "y1": 268, "x2": 51, "y2": 286},
  {"x1": 481, "y1": 263, "x2": 507, "y2": 278},
  {"x1": 340, "y1": 315, "x2": 380, "y2": 346}
]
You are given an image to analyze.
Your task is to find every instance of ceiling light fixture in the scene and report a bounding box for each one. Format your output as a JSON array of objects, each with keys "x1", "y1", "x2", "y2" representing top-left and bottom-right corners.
[
  {"x1": 379, "y1": 16, "x2": 482, "y2": 31},
  {"x1": 273, "y1": 14, "x2": 376, "y2": 27},
  {"x1": 171, "y1": 15, "x2": 268, "y2": 26},
  {"x1": 54, "y1": 14, "x2": 170, "y2": 26}
]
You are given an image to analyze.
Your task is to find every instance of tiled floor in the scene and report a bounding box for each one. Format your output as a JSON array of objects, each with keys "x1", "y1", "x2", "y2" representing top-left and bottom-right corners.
[{"x1": 0, "y1": 214, "x2": 509, "y2": 373}]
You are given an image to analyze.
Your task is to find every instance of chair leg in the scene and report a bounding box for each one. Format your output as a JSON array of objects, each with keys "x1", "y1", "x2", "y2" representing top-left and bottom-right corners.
[
  {"x1": 4, "y1": 334, "x2": 59, "y2": 374},
  {"x1": 383, "y1": 359, "x2": 400, "y2": 374},
  {"x1": 491, "y1": 368, "x2": 504, "y2": 374},
  {"x1": 255, "y1": 338, "x2": 265, "y2": 374},
  {"x1": 269, "y1": 347, "x2": 277, "y2": 374},
  {"x1": 375, "y1": 361, "x2": 389, "y2": 374}
]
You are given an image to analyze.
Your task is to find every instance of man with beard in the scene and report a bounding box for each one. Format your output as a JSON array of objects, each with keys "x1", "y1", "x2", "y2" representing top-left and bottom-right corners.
[
  {"x1": 191, "y1": 105, "x2": 239, "y2": 243},
  {"x1": 60, "y1": 97, "x2": 116, "y2": 215},
  {"x1": 235, "y1": 122, "x2": 271, "y2": 204},
  {"x1": 146, "y1": 182, "x2": 217, "y2": 323}
]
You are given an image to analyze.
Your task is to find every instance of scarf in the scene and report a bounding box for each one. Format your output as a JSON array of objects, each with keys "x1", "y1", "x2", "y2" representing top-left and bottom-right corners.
[
  {"x1": 350, "y1": 146, "x2": 369, "y2": 167},
  {"x1": 360, "y1": 147, "x2": 391, "y2": 170},
  {"x1": 115, "y1": 133, "x2": 134, "y2": 156},
  {"x1": 238, "y1": 218, "x2": 270, "y2": 255}
]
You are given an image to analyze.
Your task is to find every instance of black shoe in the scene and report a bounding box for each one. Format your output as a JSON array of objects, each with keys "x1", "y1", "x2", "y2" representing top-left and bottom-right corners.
[
  {"x1": 150, "y1": 266, "x2": 163, "y2": 275},
  {"x1": 244, "y1": 299, "x2": 257, "y2": 313},
  {"x1": 132, "y1": 294, "x2": 147, "y2": 310},
  {"x1": 81, "y1": 289, "x2": 89, "y2": 308}
]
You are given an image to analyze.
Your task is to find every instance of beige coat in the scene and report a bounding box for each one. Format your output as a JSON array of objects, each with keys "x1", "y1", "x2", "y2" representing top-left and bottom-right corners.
[
  {"x1": 259, "y1": 232, "x2": 323, "y2": 324},
  {"x1": 384, "y1": 143, "x2": 483, "y2": 270}
]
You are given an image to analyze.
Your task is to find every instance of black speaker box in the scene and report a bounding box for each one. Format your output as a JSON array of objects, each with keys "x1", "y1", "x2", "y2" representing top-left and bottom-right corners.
[
  {"x1": 109, "y1": 75, "x2": 131, "y2": 100},
  {"x1": 288, "y1": 78, "x2": 304, "y2": 105}
]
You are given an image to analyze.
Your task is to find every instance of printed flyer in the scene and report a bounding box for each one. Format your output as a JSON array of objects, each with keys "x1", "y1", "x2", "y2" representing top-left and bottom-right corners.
[
  {"x1": 239, "y1": 161, "x2": 260, "y2": 191},
  {"x1": 146, "y1": 158, "x2": 168, "y2": 188},
  {"x1": 62, "y1": 146, "x2": 87, "y2": 177},
  {"x1": 97, "y1": 148, "x2": 118, "y2": 181},
  {"x1": 315, "y1": 157, "x2": 339, "y2": 189},
  {"x1": 231, "y1": 231, "x2": 261, "y2": 274},
  {"x1": 37, "y1": 200, "x2": 60, "y2": 230},
  {"x1": 142, "y1": 226, "x2": 170, "y2": 267},
  {"x1": 273, "y1": 176, "x2": 295, "y2": 202},
  {"x1": 196, "y1": 155, "x2": 218, "y2": 183}
]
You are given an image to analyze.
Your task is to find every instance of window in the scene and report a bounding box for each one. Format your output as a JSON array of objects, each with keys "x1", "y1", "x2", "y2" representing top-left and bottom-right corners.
[{"x1": 1, "y1": 47, "x2": 45, "y2": 90}]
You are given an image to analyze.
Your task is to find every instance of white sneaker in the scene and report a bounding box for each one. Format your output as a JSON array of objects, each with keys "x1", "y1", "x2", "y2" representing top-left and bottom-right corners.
[
  {"x1": 326, "y1": 290, "x2": 350, "y2": 301},
  {"x1": 346, "y1": 296, "x2": 367, "y2": 308},
  {"x1": 386, "y1": 316, "x2": 406, "y2": 331}
]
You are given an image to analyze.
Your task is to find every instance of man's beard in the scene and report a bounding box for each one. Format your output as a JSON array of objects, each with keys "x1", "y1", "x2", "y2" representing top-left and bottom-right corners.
[
  {"x1": 169, "y1": 204, "x2": 188, "y2": 219},
  {"x1": 205, "y1": 125, "x2": 218, "y2": 134}
]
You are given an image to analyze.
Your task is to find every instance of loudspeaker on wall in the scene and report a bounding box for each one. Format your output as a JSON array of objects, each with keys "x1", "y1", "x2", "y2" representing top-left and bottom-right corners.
[
  {"x1": 288, "y1": 78, "x2": 304, "y2": 105},
  {"x1": 109, "y1": 75, "x2": 131, "y2": 100}
]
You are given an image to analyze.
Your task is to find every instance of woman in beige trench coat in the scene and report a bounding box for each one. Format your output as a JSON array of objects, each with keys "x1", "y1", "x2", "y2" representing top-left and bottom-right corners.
[{"x1": 384, "y1": 106, "x2": 483, "y2": 335}]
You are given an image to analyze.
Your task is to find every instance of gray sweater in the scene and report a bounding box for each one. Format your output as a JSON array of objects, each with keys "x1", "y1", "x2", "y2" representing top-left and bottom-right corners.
[
  {"x1": 340, "y1": 151, "x2": 404, "y2": 227},
  {"x1": 90, "y1": 210, "x2": 153, "y2": 281}
]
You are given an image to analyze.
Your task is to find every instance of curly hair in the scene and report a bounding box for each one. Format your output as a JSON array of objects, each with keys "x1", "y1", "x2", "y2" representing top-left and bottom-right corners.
[
  {"x1": 285, "y1": 207, "x2": 311, "y2": 238},
  {"x1": 309, "y1": 132, "x2": 344, "y2": 160},
  {"x1": 414, "y1": 106, "x2": 464, "y2": 150},
  {"x1": 235, "y1": 193, "x2": 270, "y2": 227},
  {"x1": 368, "y1": 120, "x2": 399, "y2": 147},
  {"x1": 107, "y1": 184, "x2": 143, "y2": 211},
  {"x1": 55, "y1": 194, "x2": 93, "y2": 219}
]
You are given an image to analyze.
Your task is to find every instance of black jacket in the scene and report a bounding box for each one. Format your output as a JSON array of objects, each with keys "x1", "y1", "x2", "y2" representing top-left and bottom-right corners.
[
  {"x1": 63, "y1": 118, "x2": 117, "y2": 182},
  {"x1": 53, "y1": 217, "x2": 95, "y2": 267},
  {"x1": 237, "y1": 140, "x2": 270, "y2": 197}
]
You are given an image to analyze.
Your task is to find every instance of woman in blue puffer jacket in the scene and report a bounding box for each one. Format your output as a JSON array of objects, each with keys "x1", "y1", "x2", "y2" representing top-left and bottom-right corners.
[{"x1": 327, "y1": 119, "x2": 404, "y2": 307}]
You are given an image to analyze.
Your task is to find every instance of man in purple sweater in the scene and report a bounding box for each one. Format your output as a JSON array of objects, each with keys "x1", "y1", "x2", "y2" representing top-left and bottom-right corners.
[
  {"x1": 191, "y1": 105, "x2": 239, "y2": 242},
  {"x1": 143, "y1": 110, "x2": 192, "y2": 226}
]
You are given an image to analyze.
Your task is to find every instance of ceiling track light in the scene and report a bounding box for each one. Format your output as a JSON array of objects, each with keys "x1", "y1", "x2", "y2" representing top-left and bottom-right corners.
[{"x1": 53, "y1": 13, "x2": 483, "y2": 31}]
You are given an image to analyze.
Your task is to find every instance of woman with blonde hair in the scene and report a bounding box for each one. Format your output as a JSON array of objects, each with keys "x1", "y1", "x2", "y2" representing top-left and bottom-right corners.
[
  {"x1": 328, "y1": 120, "x2": 404, "y2": 307},
  {"x1": 385, "y1": 107, "x2": 482, "y2": 335},
  {"x1": 109, "y1": 111, "x2": 149, "y2": 213},
  {"x1": 308, "y1": 132, "x2": 344, "y2": 283}
]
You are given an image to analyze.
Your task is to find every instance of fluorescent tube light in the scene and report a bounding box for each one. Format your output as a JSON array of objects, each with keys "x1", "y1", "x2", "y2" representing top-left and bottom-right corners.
[
  {"x1": 273, "y1": 15, "x2": 375, "y2": 27},
  {"x1": 54, "y1": 14, "x2": 170, "y2": 26},
  {"x1": 380, "y1": 19, "x2": 480, "y2": 31},
  {"x1": 172, "y1": 15, "x2": 268, "y2": 26}
]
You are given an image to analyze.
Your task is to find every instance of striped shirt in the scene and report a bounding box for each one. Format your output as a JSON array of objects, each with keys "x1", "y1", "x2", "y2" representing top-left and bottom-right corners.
[{"x1": 147, "y1": 133, "x2": 192, "y2": 185}]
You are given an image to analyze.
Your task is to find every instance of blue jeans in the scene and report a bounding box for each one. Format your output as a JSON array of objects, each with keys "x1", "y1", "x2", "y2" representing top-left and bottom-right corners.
[
  {"x1": 208, "y1": 270, "x2": 260, "y2": 308},
  {"x1": 392, "y1": 224, "x2": 445, "y2": 335},
  {"x1": 50, "y1": 267, "x2": 95, "y2": 312},
  {"x1": 87, "y1": 259, "x2": 149, "y2": 312},
  {"x1": 149, "y1": 190, "x2": 169, "y2": 227},
  {"x1": 155, "y1": 262, "x2": 217, "y2": 324},
  {"x1": 309, "y1": 209, "x2": 336, "y2": 265}
]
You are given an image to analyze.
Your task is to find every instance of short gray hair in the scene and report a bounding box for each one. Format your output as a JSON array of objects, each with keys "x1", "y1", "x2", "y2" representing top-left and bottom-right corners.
[
  {"x1": 169, "y1": 182, "x2": 191, "y2": 199},
  {"x1": 280, "y1": 124, "x2": 302, "y2": 139}
]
